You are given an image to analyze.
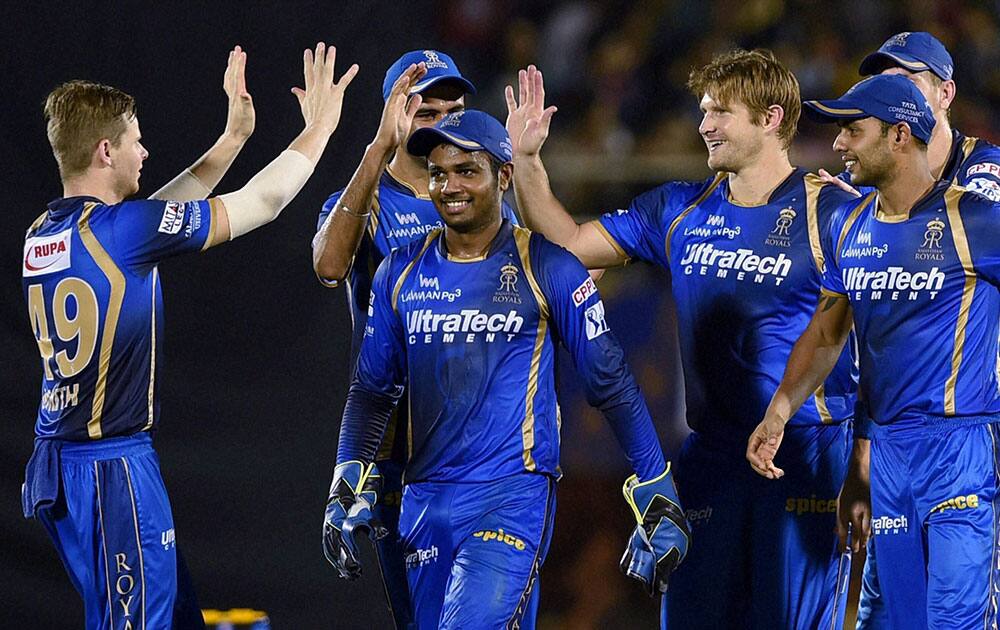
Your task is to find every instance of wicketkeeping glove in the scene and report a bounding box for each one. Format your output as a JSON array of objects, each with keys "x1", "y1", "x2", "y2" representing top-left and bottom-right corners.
[
  {"x1": 620, "y1": 463, "x2": 690, "y2": 595},
  {"x1": 323, "y1": 461, "x2": 387, "y2": 579}
]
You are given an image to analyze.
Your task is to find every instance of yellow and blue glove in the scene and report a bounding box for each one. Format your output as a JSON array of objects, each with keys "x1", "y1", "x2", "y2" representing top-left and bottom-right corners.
[
  {"x1": 323, "y1": 461, "x2": 387, "y2": 579},
  {"x1": 620, "y1": 463, "x2": 690, "y2": 595}
]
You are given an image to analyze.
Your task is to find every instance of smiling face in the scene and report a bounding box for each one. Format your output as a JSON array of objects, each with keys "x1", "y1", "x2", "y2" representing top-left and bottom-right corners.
[
  {"x1": 833, "y1": 117, "x2": 895, "y2": 187},
  {"x1": 108, "y1": 115, "x2": 147, "y2": 199},
  {"x1": 698, "y1": 94, "x2": 767, "y2": 173},
  {"x1": 427, "y1": 145, "x2": 511, "y2": 234}
]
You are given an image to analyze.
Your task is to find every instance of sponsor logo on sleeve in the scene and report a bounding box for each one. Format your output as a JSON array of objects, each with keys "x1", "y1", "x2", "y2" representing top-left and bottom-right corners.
[
  {"x1": 572, "y1": 276, "x2": 597, "y2": 307},
  {"x1": 966, "y1": 178, "x2": 1000, "y2": 202},
  {"x1": 584, "y1": 300, "x2": 610, "y2": 340},
  {"x1": 966, "y1": 162, "x2": 1000, "y2": 178},
  {"x1": 23, "y1": 229, "x2": 72, "y2": 277},
  {"x1": 158, "y1": 201, "x2": 185, "y2": 235}
]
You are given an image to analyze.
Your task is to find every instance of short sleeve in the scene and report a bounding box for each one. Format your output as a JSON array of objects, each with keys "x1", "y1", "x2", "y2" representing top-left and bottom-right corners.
[
  {"x1": 596, "y1": 181, "x2": 706, "y2": 268},
  {"x1": 113, "y1": 198, "x2": 217, "y2": 271},
  {"x1": 957, "y1": 146, "x2": 1000, "y2": 203}
]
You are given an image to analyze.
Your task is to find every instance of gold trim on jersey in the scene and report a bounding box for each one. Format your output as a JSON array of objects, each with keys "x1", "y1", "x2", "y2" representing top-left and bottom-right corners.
[
  {"x1": 514, "y1": 227, "x2": 550, "y2": 470},
  {"x1": 27, "y1": 210, "x2": 48, "y2": 236},
  {"x1": 122, "y1": 458, "x2": 148, "y2": 628},
  {"x1": 806, "y1": 101, "x2": 865, "y2": 116},
  {"x1": 944, "y1": 186, "x2": 975, "y2": 415},
  {"x1": 592, "y1": 221, "x2": 630, "y2": 264},
  {"x1": 392, "y1": 230, "x2": 440, "y2": 312},
  {"x1": 873, "y1": 195, "x2": 911, "y2": 223},
  {"x1": 959, "y1": 136, "x2": 979, "y2": 169},
  {"x1": 145, "y1": 268, "x2": 158, "y2": 430},
  {"x1": 835, "y1": 192, "x2": 876, "y2": 266},
  {"x1": 804, "y1": 174, "x2": 833, "y2": 423},
  {"x1": 386, "y1": 164, "x2": 432, "y2": 200},
  {"x1": 78, "y1": 202, "x2": 126, "y2": 439},
  {"x1": 94, "y1": 462, "x2": 115, "y2": 619},
  {"x1": 368, "y1": 188, "x2": 383, "y2": 240},
  {"x1": 202, "y1": 198, "x2": 221, "y2": 250},
  {"x1": 664, "y1": 173, "x2": 726, "y2": 260}
]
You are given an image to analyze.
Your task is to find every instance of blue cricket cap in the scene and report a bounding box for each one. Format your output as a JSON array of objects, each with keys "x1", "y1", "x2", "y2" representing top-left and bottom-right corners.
[
  {"x1": 803, "y1": 74, "x2": 937, "y2": 143},
  {"x1": 859, "y1": 31, "x2": 954, "y2": 81},
  {"x1": 382, "y1": 50, "x2": 476, "y2": 101},
  {"x1": 406, "y1": 109, "x2": 513, "y2": 164}
]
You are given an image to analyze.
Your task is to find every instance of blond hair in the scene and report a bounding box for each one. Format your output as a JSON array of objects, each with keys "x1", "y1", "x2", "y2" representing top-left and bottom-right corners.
[
  {"x1": 688, "y1": 49, "x2": 801, "y2": 149},
  {"x1": 44, "y1": 81, "x2": 136, "y2": 179}
]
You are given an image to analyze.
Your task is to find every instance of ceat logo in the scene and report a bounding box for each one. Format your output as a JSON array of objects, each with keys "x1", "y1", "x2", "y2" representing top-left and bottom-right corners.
[{"x1": 24, "y1": 229, "x2": 72, "y2": 277}]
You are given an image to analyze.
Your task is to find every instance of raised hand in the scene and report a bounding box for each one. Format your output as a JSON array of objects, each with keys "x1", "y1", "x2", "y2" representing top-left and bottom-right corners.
[
  {"x1": 505, "y1": 65, "x2": 558, "y2": 158},
  {"x1": 373, "y1": 62, "x2": 427, "y2": 152},
  {"x1": 291, "y1": 43, "x2": 360, "y2": 135},
  {"x1": 746, "y1": 412, "x2": 787, "y2": 479},
  {"x1": 223, "y1": 45, "x2": 255, "y2": 143}
]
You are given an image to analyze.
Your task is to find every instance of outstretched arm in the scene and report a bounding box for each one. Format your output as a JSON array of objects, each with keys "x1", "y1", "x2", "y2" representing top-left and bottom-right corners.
[
  {"x1": 206, "y1": 43, "x2": 359, "y2": 245},
  {"x1": 746, "y1": 292, "x2": 853, "y2": 478},
  {"x1": 506, "y1": 66, "x2": 626, "y2": 269},
  {"x1": 312, "y1": 63, "x2": 427, "y2": 284},
  {"x1": 151, "y1": 46, "x2": 256, "y2": 201}
]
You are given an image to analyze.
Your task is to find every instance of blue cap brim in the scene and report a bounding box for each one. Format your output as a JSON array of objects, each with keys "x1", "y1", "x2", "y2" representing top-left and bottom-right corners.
[
  {"x1": 410, "y1": 74, "x2": 476, "y2": 96},
  {"x1": 859, "y1": 51, "x2": 934, "y2": 77},
  {"x1": 407, "y1": 127, "x2": 487, "y2": 158},
  {"x1": 802, "y1": 99, "x2": 868, "y2": 124}
]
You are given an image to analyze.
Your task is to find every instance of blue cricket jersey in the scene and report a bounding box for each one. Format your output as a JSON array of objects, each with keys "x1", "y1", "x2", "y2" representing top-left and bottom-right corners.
[
  {"x1": 822, "y1": 182, "x2": 1000, "y2": 425},
  {"x1": 317, "y1": 167, "x2": 518, "y2": 460},
  {"x1": 343, "y1": 221, "x2": 664, "y2": 483},
  {"x1": 941, "y1": 129, "x2": 1000, "y2": 200},
  {"x1": 597, "y1": 169, "x2": 859, "y2": 446},
  {"x1": 23, "y1": 196, "x2": 218, "y2": 441}
]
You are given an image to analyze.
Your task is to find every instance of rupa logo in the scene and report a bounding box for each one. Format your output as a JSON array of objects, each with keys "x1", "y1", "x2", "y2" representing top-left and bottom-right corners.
[
  {"x1": 395, "y1": 212, "x2": 421, "y2": 226},
  {"x1": 423, "y1": 50, "x2": 448, "y2": 69},
  {"x1": 24, "y1": 229, "x2": 72, "y2": 277},
  {"x1": 872, "y1": 514, "x2": 908, "y2": 536}
]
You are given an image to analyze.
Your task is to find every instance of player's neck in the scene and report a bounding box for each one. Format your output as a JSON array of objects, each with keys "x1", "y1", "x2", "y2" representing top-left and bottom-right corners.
[
  {"x1": 62, "y1": 175, "x2": 122, "y2": 205},
  {"x1": 387, "y1": 152, "x2": 430, "y2": 196},
  {"x1": 875, "y1": 157, "x2": 936, "y2": 218},
  {"x1": 443, "y1": 216, "x2": 502, "y2": 260},
  {"x1": 727, "y1": 152, "x2": 795, "y2": 206},
  {"x1": 927, "y1": 117, "x2": 954, "y2": 181}
]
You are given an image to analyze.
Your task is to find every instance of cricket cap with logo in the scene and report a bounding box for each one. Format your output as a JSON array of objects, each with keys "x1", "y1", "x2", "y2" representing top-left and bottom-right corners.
[
  {"x1": 859, "y1": 31, "x2": 954, "y2": 81},
  {"x1": 406, "y1": 109, "x2": 513, "y2": 164},
  {"x1": 382, "y1": 50, "x2": 476, "y2": 101},
  {"x1": 803, "y1": 74, "x2": 937, "y2": 143}
]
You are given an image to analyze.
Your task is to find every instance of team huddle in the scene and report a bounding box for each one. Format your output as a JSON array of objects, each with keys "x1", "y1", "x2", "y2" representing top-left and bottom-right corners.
[{"x1": 20, "y1": 29, "x2": 1000, "y2": 630}]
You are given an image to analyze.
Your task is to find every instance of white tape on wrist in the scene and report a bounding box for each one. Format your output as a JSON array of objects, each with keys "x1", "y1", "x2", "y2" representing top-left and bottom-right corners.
[{"x1": 220, "y1": 150, "x2": 314, "y2": 239}]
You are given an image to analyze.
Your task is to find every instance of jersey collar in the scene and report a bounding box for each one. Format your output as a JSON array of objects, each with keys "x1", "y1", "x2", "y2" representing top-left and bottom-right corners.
[
  {"x1": 437, "y1": 219, "x2": 514, "y2": 262},
  {"x1": 46, "y1": 196, "x2": 104, "y2": 220}
]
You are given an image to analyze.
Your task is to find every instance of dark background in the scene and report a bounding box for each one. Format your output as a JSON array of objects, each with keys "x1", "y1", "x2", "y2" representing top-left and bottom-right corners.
[{"x1": 3, "y1": 1, "x2": 999, "y2": 628}]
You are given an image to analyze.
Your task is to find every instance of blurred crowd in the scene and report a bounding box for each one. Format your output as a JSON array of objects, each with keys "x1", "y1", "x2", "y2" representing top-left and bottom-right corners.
[{"x1": 433, "y1": 0, "x2": 1000, "y2": 214}]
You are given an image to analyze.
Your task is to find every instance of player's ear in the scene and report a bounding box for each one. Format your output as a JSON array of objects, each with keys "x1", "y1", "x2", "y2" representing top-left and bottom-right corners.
[
  {"x1": 96, "y1": 138, "x2": 114, "y2": 168},
  {"x1": 498, "y1": 162, "x2": 514, "y2": 193},
  {"x1": 939, "y1": 79, "x2": 956, "y2": 111},
  {"x1": 763, "y1": 104, "x2": 785, "y2": 135},
  {"x1": 894, "y1": 123, "x2": 913, "y2": 150}
]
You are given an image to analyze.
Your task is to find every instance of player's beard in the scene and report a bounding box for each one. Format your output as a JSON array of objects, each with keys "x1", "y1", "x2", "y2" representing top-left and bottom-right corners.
[
  {"x1": 706, "y1": 133, "x2": 762, "y2": 174},
  {"x1": 849, "y1": 142, "x2": 894, "y2": 188}
]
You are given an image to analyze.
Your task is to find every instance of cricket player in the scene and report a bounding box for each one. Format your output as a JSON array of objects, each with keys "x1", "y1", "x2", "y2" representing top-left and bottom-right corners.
[
  {"x1": 311, "y1": 50, "x2": 518, "y2": 628},
  {"x1": 321, "y1": 110, "x2": 688, "y2": 629},
  {"x1": 747, "y1": 72, "x2": 1000, "y2": 629},
  {"x1": 814, "y1": 32, "x2": 1000, "y2": 627},
  {"x1": 506, "y1": 51, "x2": 858, "y2": 628},
  {"x1": 22, "y1": 43, "x2": 357, "y2": 629}
]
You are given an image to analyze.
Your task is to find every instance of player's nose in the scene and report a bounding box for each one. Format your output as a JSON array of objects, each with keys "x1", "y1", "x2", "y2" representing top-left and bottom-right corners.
[{"x1": 832, "y1": 131, "x2": 847, "y2": 153}]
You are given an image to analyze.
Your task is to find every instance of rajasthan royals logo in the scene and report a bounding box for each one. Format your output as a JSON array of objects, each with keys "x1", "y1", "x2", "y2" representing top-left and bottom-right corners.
[
  {"x1": 423, "y1": 50, "x2": 448, "y2": 69},
  {"x1": 499, "y1": 263, "x2": 519, "y2": 291},
  {"x1": 886, "y1": 32, "x2": 911, "y2": 48},
  {"x1": 916, "y1": 217, "x2": 946, "y2": 261},
  {"x1": 441, "y1": 112, "x2": 463, "y2": 128},
  {"x1": 494, "y1": 262, "x2": 522, "y2": 304},
  {"x1": 765, "y1": 207, "x2": 795, "y2": 247}
]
